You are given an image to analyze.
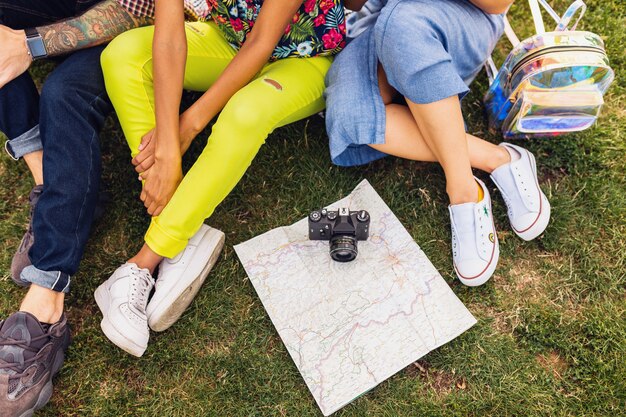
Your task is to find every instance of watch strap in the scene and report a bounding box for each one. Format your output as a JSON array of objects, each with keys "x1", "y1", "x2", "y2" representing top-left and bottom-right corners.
[
  {"x1": 24, "y1": 27, "x2": 47, "y2": 60},
  {"x1": 25, "y1": 27, "x2": 40, "y2": 39}
]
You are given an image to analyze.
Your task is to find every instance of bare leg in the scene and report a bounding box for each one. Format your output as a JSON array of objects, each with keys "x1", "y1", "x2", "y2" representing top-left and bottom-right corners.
[
  {"x1": 407, "y1": 96, "x2": 479, "y2": 204},
  {"x1": 128, "y1": 243, "x2": 163, "y2": 275},
  {"x1": 368, "y1": 66, "x2": 504, "y2": 284},
  {"x1": 372, "y1": 64, "x2": 508, "y2": 204},
  {"x1": 23, "y1": 150, "x2": 44, "y2": 185},
  {"x1": 372, "y1": 103, "x2": 510, "y2": 173},
  {"x1": 19, "y1": 285, "x2": 64, "y2": 323}
]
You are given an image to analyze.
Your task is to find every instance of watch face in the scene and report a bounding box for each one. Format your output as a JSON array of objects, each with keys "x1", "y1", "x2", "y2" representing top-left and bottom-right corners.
[{"x1": 27, "y1": 38, "x2": 47, "y2": 58}]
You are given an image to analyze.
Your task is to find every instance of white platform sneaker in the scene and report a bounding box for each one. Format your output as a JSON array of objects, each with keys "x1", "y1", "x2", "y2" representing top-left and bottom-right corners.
[
  {"x1": 147, "y1": 224, "x2": 225, "y2": 332},
  {"x1": 94, "y1": 263, "x2": 154, "y2": 357},
  {"x1": 490, "y1": 143, "x2": 551, "y2": 241},
  {"x1": 449, "y1": 178, "x2": 500, "y2": 287}
]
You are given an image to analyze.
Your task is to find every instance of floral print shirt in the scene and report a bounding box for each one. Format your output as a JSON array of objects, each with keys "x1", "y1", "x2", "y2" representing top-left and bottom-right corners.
[{"x1": 204, "y1": 0, "x2": 346, "y2": 59}]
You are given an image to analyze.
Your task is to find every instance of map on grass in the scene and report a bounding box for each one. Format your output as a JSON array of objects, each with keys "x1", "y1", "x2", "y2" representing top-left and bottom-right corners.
[{"x1": 234, "y1": 180, "x2": 476, "y2": 415}]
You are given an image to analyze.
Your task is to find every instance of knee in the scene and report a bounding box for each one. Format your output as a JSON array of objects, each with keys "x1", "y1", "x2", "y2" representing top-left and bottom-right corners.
[
  {"x1": 40, "y1": 62, "x2": 108, "y2": 118},
  {"x1": 100, "y1": 35, "x2": 121, "y2": 76},
  {"x1": 376, "y1": 4, "x2": 435, "y2": 59},
  {"x1": 40, "y1": 72, "x2": 84, "y2": 110},
  {"x1": 39, "y1": 75, "x2": 64, "y2": 105},
  {"x1": 101, "y1": 27, "x2": 153, "y2": 84},
  {"x1": 216, "y1": 100, "x2": 268, "y2": 152}
]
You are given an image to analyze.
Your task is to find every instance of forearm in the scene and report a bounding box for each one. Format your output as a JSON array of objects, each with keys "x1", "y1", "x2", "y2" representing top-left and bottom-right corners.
[
  {"x1": 469, "y1": 0, "x2": 514, "y2": 14},
  {"x1": 153, "y1": 6, "x2": 186, "y2": 160},
  {"x1": 182, "y1": 39, "x2": 274, "y2": 138},
  {"x1": 181, "y1": 0, "x2": 301, "y2": 138},
  {"x1": 37, "y1": 0, "x2": 153, "y2": 56}
]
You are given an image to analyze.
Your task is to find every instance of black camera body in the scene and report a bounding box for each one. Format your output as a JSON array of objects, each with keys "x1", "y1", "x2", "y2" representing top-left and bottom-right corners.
[{"x1": 308, "y1": 208, "x2": 370, "y2": 262}]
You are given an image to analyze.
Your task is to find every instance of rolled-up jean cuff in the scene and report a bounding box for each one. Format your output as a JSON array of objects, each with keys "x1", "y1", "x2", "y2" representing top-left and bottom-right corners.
[
  {"x1": 5, "y1": 125, "x2": 44, "y2": 159},
  {"x1": 21, "y1": 265, "x2": 71, "y2": 293},
  {"x1": 145, "y1": 220, "x2": 187, "y2": 259}
]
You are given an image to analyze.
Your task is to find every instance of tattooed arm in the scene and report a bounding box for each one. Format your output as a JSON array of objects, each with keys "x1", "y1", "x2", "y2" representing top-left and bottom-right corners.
[
  {"x1": 0, "y1": 0, "x2": 153, "y2": 88},
  {"x1": 39, "y1": 0, "x2": 153, "y2": 56}
]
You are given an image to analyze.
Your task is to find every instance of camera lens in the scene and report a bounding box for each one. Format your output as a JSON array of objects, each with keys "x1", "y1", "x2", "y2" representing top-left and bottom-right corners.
[{"x1": 329, "y1": 235, "x2": 358, "y2": 262}]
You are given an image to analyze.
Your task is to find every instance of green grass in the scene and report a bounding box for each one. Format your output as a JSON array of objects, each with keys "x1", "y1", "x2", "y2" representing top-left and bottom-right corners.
[{"x1": 1, "y1": 1, "x2": 625, "y2": 415}]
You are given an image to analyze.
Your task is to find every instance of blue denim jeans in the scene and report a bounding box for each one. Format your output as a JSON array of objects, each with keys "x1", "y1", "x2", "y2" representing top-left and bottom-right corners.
[
  {"x1": 0, "y1": 0, "x2": 101, "y2": 158},
  {"x1": 0, "y1": 0, "x2": 111, "y2": 292}
]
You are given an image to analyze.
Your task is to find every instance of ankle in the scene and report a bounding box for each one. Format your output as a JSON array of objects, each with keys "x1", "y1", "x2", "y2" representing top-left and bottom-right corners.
[
  {"x1": 128, "y1": 244, "x2": 163, "y2": 275},
  {"x1": 447, "y1": 179, "x2": 481, "y2": 205},
  {"x1": 23, "y1": 151, "x2": 44, "y2": 186},
  {"x1": 128, "y1": 257, "x2": 157, "y2": 275},
  {"x1": 20, "y1": 285, "x2": 64, "y2": 324},
  {"x1": 486, "y1": 146, "x2": 512, "y2": 173}
]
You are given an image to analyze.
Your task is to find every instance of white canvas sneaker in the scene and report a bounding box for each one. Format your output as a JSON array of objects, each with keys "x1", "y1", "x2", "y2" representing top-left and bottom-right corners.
[
  {"x1": 94, "y1": 263, "x2": 154, "y2": 357},
  {"x1": 147, "y1": 224, "x2": 225, "y2": 332},
  {"x1": 449, "y1": 178, "x2": 499, "y2": 287},
  {"x1": 490, "y1": 143, "x2": 551, "y2": 241}
]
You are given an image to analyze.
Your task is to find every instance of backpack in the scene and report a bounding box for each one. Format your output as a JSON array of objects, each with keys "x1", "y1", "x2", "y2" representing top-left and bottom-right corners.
[{"x1": 484, "y1": 0, "x2": 614, "y2": 139}]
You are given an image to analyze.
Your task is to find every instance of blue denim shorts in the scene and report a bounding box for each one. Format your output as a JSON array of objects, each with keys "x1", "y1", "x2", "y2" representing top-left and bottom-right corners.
[{"x1": 324, "y1": 0, "x2": 504, "y2": 166}]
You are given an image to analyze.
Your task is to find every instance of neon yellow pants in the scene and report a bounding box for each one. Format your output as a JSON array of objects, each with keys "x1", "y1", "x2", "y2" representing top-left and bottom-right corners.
[{"x1": 101, "y1": 22, "x2": 332, "y2": 258}]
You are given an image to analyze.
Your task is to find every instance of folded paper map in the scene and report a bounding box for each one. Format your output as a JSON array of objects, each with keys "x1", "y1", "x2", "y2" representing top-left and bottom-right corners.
[{"x1": 234, "y1": 180, "x2": 476, "y2": 415}]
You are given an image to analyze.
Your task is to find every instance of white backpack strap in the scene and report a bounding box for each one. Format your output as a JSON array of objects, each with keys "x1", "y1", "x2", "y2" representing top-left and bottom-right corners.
[
  {"x1": 486, "y1": 9, "x2": 518, "y2": 84},
  {"x1": 487, "y1": 0, "x2": 587, "y2": 85},
  {"x1": 485, "y1": 56, "x2": 498, "y2": 84},
  {"x1": 503, "y1": 16, "x2": 520, "y2": 46},
  {"x1": 556, "y1": 0, "x2": 586, "y2": 31},
  {"x1": 528, "y1": 0, "x2": 546, "y2": 33},
  {"x1": 528, "y1": 0, "x2": 563, "y2": 33},
  {"x1": 529, "y1": 0, "x2": 587, "y2": 33}
]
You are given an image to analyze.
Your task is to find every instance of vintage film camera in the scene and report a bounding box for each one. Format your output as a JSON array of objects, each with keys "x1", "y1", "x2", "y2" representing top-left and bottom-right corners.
[{"x1": 308, "y1": 208, "x2": 370, "y2": 262}]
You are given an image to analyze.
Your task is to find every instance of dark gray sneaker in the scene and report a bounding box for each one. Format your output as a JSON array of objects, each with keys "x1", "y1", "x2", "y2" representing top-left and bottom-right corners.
[
  {"x1": 0, "y1": 312, "x2": 71, "y2": 417},
  {"x1": 10, "y1": 185, "x2": 43, "y2": 287}
]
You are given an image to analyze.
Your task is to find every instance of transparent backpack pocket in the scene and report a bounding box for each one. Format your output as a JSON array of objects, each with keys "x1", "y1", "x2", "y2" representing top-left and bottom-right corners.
[{"x1": 502, "y1": 87, "x2": 604, "y2": 138}]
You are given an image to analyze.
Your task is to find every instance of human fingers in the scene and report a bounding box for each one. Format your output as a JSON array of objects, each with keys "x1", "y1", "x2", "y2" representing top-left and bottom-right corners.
[
  {"x1": 147, "y1": 200, "x2": 160, "y2": 216},
  {"x1": 135, "y1": 155, "x2": 155, "y2": 173},
  {"x1": 151, "y1": 205, "x2": 164, "y2": 217},
  {"x1": 138, "y1": 129, "x2": 155, "y2": 151}
]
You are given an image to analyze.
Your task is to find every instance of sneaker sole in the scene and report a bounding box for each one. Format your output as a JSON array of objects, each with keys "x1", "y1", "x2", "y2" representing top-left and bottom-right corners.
[
  {"x1": 94, "y1": 285, "x2": 147, "y2": 357},
  {"x1": 148, "y1": 228, "x2": 225, "y2": 332}
]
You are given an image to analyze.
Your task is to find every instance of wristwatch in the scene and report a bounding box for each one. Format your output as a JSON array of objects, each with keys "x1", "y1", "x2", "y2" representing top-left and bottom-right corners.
[{"x1": 25, "y1": 28, "x2": 47, "y2": 60}]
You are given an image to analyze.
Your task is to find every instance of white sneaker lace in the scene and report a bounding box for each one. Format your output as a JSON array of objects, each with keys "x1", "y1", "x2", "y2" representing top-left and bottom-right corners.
[{"x1": 128, "y1": 266, "x2": 153, "y2": 313}]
